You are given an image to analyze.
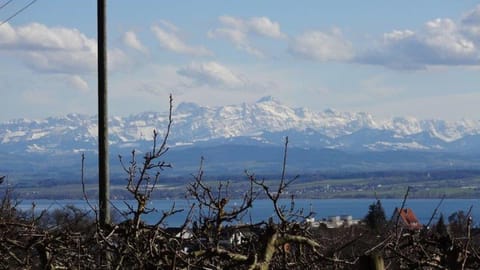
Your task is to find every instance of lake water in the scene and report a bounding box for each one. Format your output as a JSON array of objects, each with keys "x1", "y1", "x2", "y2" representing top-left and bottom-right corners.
[{"x1": 17, "y1": 198, "x2": 480, "y2": 227}]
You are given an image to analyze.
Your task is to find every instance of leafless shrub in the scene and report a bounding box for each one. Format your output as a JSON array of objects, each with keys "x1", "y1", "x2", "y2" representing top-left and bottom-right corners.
[{"x1": 2, "y1": 96, "x2": 480, "y2": 269}]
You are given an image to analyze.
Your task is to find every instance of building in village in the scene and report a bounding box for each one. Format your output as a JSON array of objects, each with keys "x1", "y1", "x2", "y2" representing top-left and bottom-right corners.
[{"x1": 392, "y1": 207, "x2": 422, "y2": 231}]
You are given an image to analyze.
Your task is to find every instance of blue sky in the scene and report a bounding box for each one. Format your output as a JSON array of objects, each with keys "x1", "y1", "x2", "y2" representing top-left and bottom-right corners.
[{"x1": 1, "y1": 0, "x2": 480, "y2": 121}]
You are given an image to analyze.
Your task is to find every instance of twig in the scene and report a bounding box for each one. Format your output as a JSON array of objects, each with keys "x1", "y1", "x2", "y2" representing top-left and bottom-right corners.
[
  {"x1": 425, "y1": 195, "x2": 445, "y2": 229},
  {"x1": 81, "y1": 153, "x2": 98, "y2": 220},
  {"x1": 461, "y1": 206, "x2": 473, "y2": 269},
  {"x1": 394, "y1": 186, "x2": 410, "y2": 243}
]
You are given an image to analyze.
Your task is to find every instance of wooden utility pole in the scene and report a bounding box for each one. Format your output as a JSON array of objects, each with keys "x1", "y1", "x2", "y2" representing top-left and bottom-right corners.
[
  {"x1": 97, "y1": 0, "x2": 110, "y2": 226},
  {"x1": 359, "y1": 254, "x2": 385, "y2": 270}
]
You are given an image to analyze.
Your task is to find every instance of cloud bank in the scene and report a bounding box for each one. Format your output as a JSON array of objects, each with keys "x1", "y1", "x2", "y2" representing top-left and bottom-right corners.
[
  {"x1": 356, "y1": 6, "x2": 480, "y2": 69},
  {"x1": 122, "y1": 31, "x2": 148, "y2": 53},
  {"x1": 0, "y1": 22, "x2": 97, "y2": 74},
  {"x1": 151, "y1": 21, "x2": 212, "y2": 56},
  {"x1": 208, "y1": 15, "x2": 286, "y2": 58},
  {"x1": 177, "y1": 61, "x2": 245, "y2": 88}
]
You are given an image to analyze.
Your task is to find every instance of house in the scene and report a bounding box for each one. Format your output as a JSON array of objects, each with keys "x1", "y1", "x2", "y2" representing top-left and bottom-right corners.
[
  {"x1": 392, "y1": 208, "x2": 422, "y2": 231},
  {"x1": 164, "y1": 227, "x2": 194, "y2": 240},
  {"x1": 310, "y1": 215, "x2": 360, "y2": 229},
  {"x1": 219, "y1": 225, "x2": 259, "y2": 247}
]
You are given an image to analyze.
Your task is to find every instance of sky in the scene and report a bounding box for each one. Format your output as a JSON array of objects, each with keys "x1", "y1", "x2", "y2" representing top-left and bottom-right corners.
[{"x1": 1, "y1": 0, "x2": 480, "y2": 122}]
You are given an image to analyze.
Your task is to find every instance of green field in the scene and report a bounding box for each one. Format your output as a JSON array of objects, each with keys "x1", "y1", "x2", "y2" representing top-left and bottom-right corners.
[{"x1": 7, "y1": 171, "x2": 480, "y2": 200}]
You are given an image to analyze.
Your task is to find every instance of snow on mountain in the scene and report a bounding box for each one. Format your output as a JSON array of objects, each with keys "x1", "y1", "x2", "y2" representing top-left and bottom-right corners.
[
  {"x1": 382, "y1": 117, "x2": 480, "y2": 142},
  {"x1": 171, "y1": 97, "x2": 381, "y2": 142},
  {"x1": 1, "y1": 96, "x2": 480, "y2": 153}
]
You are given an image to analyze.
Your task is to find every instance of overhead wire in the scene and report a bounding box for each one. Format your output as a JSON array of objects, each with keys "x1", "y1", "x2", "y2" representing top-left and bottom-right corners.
[
  {"x1": 0, "y1": 0, "x2": 38, "y2": 27},
  {"x1": 0, "y1": 0, "x2": 15, "y2": 11}
]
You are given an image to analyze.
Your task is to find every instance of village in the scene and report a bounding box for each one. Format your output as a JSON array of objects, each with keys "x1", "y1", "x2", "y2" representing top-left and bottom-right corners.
[{"x1": 165, "y1": 206, "x2": 423, "y2": 250}]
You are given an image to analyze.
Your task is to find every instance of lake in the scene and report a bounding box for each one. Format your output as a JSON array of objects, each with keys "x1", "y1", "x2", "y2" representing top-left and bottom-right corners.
[{"x1": 17, "y1": 198, "x2": 480, "y2": 227}]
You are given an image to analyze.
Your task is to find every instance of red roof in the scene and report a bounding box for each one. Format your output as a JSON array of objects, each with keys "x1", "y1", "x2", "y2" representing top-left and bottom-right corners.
[{"x1": 395, "y1": 208, "x2": 422, "y2": 230}]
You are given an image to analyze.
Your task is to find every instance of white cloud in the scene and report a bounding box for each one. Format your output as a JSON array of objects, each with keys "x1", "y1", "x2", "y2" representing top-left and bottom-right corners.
[
  {"x1": 0, "y1": 22, "x2": 97, "y2": 73},
  {"x1": 248, "y1": 17, "x2": 286, "y2": 39},
  {"x1": 218, "y1": 15, "x2": 245, "y2": 30},
  {"x1": 208, "y1": 27, "x2": 246, "y2": 46},
  {"x1": 177, "y1": 61, "x2": 245, "y2": 88},
  {"x1": 0, "y1": 22, "x2": 96, "y2": 51},
  {"x1": 461, "y1": 5, "x2": 480, "y2": 38},
  {"x1": 0, "y1": 22, "x2": 123, "y2": 88},
  {"x1": 67, "y1": 75, "x2": 89, "y2": 92},
  {"x1": 288, "y1": 29, "x2": 354, "y2": 61},
  {"x1": 208, "y1": 28, "x2": 264, "y2": 58},
  {"x1": 0, "y1": 23, "x2": 16, "y2": 45},
  {"x1": 151, "y1": 23, "x2": 212, "y2": 56},
  {"x1": 424, "y1": 18, "x2": 475, "y2": 57},
  {"x1": 158, "y1": 20, "x2": 180, "y2": 33},
  {"x1": 209, "y1": 15, "x2": 286, "y2": 57},
  {"x1": 122, "y1": 31, "x2": 148, "y2": 53},
  {"x1": 383, "y1": 30, "x2": 415, "y2": 42},
  {"x1": 358, "y1": 6, "x2": 480, "y2": 69},
  {"x1": 24, "y1": 50, "x2": 96, "y2": 73}
]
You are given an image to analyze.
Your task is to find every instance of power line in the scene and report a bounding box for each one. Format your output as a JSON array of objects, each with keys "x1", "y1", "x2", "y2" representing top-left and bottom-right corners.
[
  {"x1": 0, "y1": 0, "x2": 15, "y2": 11},
  {"x1": 0, "y1": 0, "x2": 38, "y2": 27}
]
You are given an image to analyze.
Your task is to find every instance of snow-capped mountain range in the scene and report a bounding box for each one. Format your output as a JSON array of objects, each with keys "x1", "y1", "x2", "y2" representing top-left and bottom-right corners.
[{"x1": 2, "y1": 96, "x2": 480, "y2": 154}]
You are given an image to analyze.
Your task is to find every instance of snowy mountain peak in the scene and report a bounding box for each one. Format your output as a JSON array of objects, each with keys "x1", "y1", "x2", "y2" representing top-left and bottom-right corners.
[
  {"x1": 1, "y1": 97, "x2": 480, "y2": 153},
  {"x1": 175, "y1": 102, "x2": 202, "y2": 114},
  {"x1": 256, "y1": 95, "x2": 279, "y2": 104},
  {"x1": 323, "y1": 108, "x2": 337, "y2": 115}
]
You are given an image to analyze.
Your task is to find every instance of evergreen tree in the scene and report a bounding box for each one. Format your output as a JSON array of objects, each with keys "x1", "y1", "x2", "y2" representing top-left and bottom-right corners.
[
  {"x1": 435, "y1": 213, "x2": 448, "y2": 237},
  {"x1": 365, "y1": 200, "x2": 387, "y2": 231},
  {"x1": 448, "y1": 210, "x2": 468, "y2": 236},
  {"x1": 435, "y1": 213, "x2": 451, "y2": 252}
]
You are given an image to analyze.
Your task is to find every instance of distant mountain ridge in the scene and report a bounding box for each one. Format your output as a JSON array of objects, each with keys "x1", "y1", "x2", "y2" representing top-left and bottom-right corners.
[{"x1": 2, "y1": 96, "x2": 480, "y2": 154}]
